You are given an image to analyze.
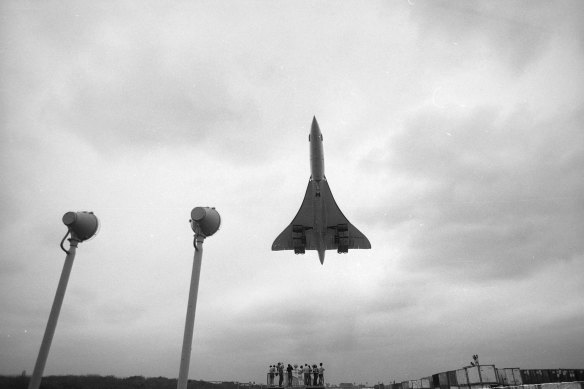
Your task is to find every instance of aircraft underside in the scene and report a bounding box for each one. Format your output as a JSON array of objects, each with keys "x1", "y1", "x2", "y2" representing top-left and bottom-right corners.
[{"x1": 271, "y1": 117, "x2": 370, "y2": 264}]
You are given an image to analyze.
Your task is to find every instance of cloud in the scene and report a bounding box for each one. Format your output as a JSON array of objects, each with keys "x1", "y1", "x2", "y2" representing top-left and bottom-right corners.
[
  {"x1": 362, "y1": 103, "x2": 584, "y2": 282},
  {"x1": 407, "y1": 1, "x2": 583, "y2": 74},
  {"x1": 1, "y1": 1, "x2": 268, "y2": 164}
]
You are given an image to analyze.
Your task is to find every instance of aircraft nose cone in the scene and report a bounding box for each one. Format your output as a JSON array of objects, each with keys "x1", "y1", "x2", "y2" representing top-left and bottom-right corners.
[{"x1": 311, "y1": 116, "x2": 321, "y2": 135}]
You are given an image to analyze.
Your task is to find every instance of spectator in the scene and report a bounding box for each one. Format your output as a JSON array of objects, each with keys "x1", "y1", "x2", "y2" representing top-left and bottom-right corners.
[
  {"x1": 287, "y1": 364, "x2": 293, "y2": 387},
  {"x1": 312, "y1": 364, "x2": 318, "y2": 386},
  {"x1": 269, "y1": 365, "x2": 275, "y2": 387},
  {"x1": 318, "y1": 363, "x2": 325, "y2": 386},
  {"x1": 278, "y1": 363, "x2": 284, "y2": 387},
  {"x1": 297, "y1": 364, "x2": 304, "y2": 386}
]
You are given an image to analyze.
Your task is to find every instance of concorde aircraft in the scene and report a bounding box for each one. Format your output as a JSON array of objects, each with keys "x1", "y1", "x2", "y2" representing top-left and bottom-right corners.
[{"x1": 272, "y1": 117, "x2": 371, "y2": 264}]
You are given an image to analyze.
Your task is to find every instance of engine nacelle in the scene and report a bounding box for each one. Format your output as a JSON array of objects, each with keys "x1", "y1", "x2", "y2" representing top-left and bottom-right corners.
[
  {"x1": 335, "y1": 224, "x2": 349, "y2": 254},
  {"x1": 292, "y1": 225, "x2": 306, "y2": 254}
]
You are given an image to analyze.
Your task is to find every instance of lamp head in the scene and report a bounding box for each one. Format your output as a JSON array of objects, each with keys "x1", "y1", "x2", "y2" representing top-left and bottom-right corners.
[
  {"x1": 190, "y1": 207, "x2": 220, "y2": 237},
  {"x1": 62, "y1": 211, "x2": 99, "y2": 241}
]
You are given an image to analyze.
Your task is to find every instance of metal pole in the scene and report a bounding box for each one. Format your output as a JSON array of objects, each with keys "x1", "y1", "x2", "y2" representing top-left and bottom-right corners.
[
  {"x1": 177, "y1": 235, "x2": 205, "y2": 389},
  {"x1": 28, "y1": 238, "x2": 79, "y2": 389}
]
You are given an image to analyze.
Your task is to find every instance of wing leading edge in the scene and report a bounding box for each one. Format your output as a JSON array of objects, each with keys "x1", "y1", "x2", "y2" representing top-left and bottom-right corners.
[
  {"x1": 272, "y1": 181, "x2": 316, "y2": 251},
  {"x1": 320, "y1": 180, "x2": 371, "y2": 251}
]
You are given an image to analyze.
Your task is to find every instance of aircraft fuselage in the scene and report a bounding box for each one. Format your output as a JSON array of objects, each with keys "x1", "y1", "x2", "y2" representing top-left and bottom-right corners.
[
  {"x1": 310, "y1": 119, "x2": 325, "y2": 181},
  {"x1": 309, "y1": 118, "x2": 327, "y2": 263}
]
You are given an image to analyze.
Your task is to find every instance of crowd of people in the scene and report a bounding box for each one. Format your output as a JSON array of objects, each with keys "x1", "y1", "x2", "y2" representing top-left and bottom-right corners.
[{"x1": 267, "y1": 363, "x2": 325, "y2": 387}]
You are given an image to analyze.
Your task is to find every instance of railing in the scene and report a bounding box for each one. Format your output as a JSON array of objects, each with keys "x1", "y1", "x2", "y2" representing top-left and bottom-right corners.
[{"x1": 266, "y1": 372, "x2": 325, "y2": 388}]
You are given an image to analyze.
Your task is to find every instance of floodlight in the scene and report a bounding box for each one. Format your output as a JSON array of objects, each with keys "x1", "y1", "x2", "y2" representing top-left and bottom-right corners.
[
  {"x1": 62, "y1": 211, "x2": 99, "y2": 241},
  {"x1": 190, "y1": 207, "x2": 221, "y2": 237}
]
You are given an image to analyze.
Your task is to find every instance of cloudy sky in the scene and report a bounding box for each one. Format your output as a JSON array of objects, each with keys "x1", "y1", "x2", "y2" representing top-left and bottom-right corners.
[{"x1": 1, "y1": 0, "x2": 583, "y2": 385}]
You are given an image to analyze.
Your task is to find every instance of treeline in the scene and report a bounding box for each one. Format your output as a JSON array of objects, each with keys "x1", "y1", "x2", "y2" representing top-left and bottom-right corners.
[{"x1": 0, "y1": 375, "x2": 245, "y2": 389}]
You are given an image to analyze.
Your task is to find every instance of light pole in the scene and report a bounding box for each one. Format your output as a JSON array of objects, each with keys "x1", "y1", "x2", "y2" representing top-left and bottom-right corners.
[
  {"x1": 177, "y1": 207, "x2": 221, "y2": 389},
  {"x1": 28, "y1": 211, "x2": 99, "y2": 389}
]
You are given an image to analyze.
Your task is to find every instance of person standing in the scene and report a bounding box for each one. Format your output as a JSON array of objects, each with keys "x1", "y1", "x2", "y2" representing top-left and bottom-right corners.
[
  {"x1": 287, "y1": 364, "x2": 293, "y2": 387},
  {"x1": 269, "y1": 365, "x2": 276, "y2": 387},
  {"x1": 278, "y1": 363, "x2": 284, "y2": 387},
  {"x1": 304, "y1": 364, "x2": 311, "y2": 387},
  {"x1": 318, "y1": 363, "x2": 325, "y2": 386},
  {"x1": 312, "y1": 364, "x2": 318, "y2": 386},
  {"x1": 297, "y1": 364, "x2": 303, "y2": 386}
]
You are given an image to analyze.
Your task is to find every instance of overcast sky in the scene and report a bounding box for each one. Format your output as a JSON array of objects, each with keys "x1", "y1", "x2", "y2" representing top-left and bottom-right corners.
[{"x1": 1, "y1": 0, "x2": 583, "y2": 385}]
